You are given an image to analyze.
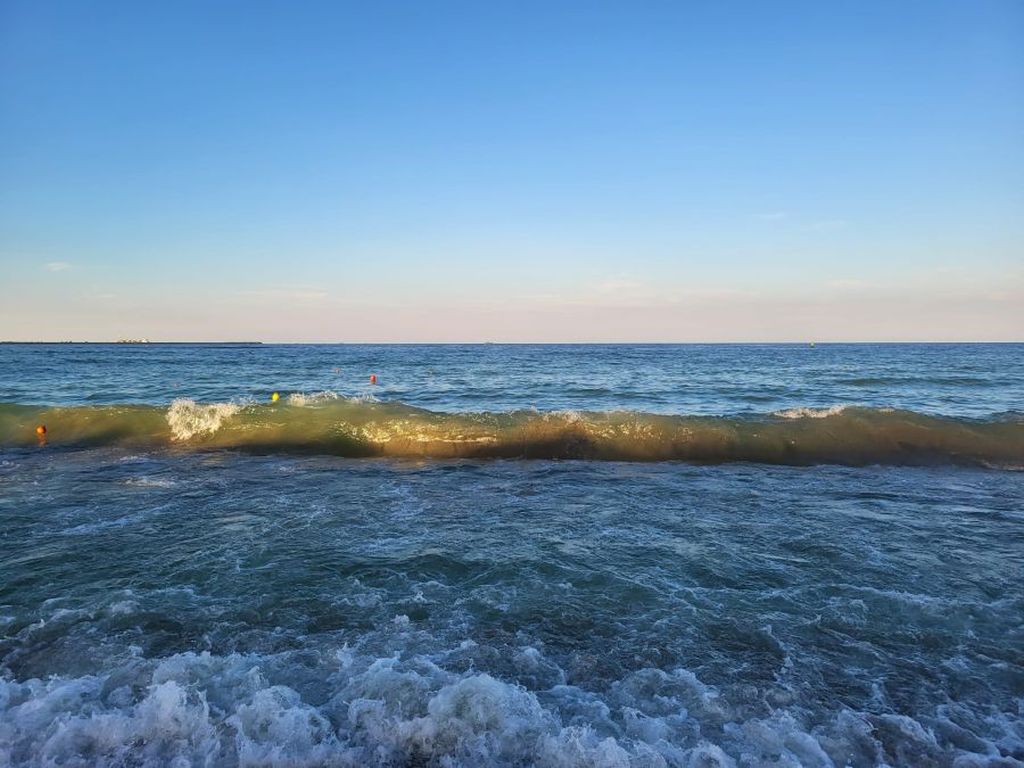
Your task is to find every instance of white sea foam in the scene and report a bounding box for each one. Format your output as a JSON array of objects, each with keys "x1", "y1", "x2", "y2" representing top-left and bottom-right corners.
[
  {"x1": 107, "y1": 599, "x2": 139, "y2": 616},
  {"x1": 1, "y1": 648, "x2": 1019, "y2": 767},
  {"x1": 773, "y1": 405, "x2": 849, "y2": 419},
  {"x1": 286, "y1": 390, "x2": 341, "y2": 406},
  {"x1": 123, "y1": 477, "x2": 176, "y2": 488},
  {"x1": 166, "y1": 399, "x2": 241, "y2": 441},
  {"x1": 545, "y1": 409, "x2": 586, "y2": 424}
]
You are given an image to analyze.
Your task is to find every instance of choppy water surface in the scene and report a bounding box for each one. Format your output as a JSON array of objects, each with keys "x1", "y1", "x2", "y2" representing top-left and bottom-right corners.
[
  {"x1": 1, "y1": 343, "x2": 1022, "y2": 417},
  {"x1": 0, "y1": 344, "x2": 1022, "y2": 766}
]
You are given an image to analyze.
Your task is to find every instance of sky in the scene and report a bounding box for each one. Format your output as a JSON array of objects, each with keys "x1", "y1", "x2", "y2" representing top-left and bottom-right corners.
[{"x1": 1, "y1": 0, "x2": 1022, "y2": 342}]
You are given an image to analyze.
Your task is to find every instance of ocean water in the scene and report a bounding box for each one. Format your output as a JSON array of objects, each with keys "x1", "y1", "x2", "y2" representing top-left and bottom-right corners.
[{"x1": 0, "y1": 343, "x2": 1021, "y2": 767}]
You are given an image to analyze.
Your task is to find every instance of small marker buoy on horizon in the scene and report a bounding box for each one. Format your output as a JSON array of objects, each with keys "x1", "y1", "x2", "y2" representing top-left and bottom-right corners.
[
  {"x1": 369, "y1": 374, "x2": 377, "y2": 385},
  {"x1": 271, "y1": 392, "x2": 280, "y2": 402}
]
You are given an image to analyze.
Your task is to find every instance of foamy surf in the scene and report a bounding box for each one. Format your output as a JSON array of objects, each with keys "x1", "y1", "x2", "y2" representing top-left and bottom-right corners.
[{"x1": 2, "y1": 646, "x2": 1018, "y2": 767}]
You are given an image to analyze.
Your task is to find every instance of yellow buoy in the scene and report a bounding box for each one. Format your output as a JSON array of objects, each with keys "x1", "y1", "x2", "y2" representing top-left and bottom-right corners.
[{"x1": 271, "y1": 392, "x2": 280, "y2": 402}]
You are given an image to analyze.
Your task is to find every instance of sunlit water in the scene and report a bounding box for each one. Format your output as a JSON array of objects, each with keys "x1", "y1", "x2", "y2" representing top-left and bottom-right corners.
[{"x1": 0, "y1": 344, "x2": 1021, "y2": 766}]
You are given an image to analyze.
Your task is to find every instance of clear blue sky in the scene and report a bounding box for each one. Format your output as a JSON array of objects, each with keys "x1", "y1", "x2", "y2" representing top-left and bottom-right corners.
[{"x1": 1, "y1": 0, "x2": 1021, "y2": 341}]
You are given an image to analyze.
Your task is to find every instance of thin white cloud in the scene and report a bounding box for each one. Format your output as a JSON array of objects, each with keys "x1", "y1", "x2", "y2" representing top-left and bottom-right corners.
[{"x1": 44, "y1": 261, "x2": 72, "y2": 272}]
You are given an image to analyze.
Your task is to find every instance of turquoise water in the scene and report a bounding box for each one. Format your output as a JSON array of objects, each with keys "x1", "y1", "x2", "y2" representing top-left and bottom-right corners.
[{"x1": 0, "y1": 344, "x2": 1022, "y2": 766}]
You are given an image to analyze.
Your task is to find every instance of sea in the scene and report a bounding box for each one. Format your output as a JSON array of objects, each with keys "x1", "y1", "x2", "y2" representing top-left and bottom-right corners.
[{"x1": 0, "y1": 343, "x2": 1021, "y2": 767}]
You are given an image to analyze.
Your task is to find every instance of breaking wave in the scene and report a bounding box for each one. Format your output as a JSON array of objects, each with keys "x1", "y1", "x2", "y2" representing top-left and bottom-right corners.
[
  {"x1": 773, "y1": 405, "x2": 854, "y2": 419},
  {"x1": 1, "y1": 399, "x2": 1021, "y2": 467},
  {"x1": 287, "y1": 390, "x2": 342, "y2": 407},
  {"x1": 166, "y1": 398, "x2": 242, "y2": 441}
]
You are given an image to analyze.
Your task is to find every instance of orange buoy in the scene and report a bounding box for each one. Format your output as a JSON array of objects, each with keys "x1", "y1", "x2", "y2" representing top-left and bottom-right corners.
[
  {"x1": 369, "y1": 374, "x2": 377, "y2": 385},
  {"x1": 36, "y1": 424, "x2": 47, "y2": 436}
]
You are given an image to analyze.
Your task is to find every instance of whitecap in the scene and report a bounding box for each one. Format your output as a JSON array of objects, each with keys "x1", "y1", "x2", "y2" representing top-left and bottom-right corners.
[
  {"x1": 773, "y1": 405, "x2": 849, "y2": 419},
  {"x1": 286, "y1": 391, "x2": 341, "y2": 407},
  {"x1": 165, "y1": 399, "x2": 241, "y2": 441}
]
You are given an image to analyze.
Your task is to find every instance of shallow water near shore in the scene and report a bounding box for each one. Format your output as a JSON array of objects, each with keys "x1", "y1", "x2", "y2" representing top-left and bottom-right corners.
[{"x1": 1, "y1": 344, "x2": 1022, "y2": 766}]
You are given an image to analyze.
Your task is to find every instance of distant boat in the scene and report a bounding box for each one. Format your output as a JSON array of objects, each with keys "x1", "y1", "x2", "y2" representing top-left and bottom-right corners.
[{"x1": 115, "y1": 338, "x2": 150, "y2": 344}]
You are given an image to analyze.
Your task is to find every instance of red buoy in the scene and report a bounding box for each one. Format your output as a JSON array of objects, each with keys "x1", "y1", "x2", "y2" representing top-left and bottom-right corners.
[{"x1": 369, "y1": 373, "x2": 378, "y2": 385}]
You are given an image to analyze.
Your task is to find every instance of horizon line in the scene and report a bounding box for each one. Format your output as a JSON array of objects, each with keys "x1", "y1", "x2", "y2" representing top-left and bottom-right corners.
[{"x1": 2, "y1": 340, "x2": 1021, "y2": 346}]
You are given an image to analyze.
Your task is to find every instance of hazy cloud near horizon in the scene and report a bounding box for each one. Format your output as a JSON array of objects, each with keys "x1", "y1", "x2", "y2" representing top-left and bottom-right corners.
[{"x1": 3, "y1": 269, "x2": 1021, "y2": 342}]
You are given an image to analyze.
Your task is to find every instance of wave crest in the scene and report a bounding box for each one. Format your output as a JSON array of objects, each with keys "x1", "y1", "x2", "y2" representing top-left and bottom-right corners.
[
  {"x1": 2, "y1": 401, "x2": 1021, "y2": 467},
  {"x1": 166, "y1": 399, "x2": 241, "y2": 441},
  {"x1": 286, "y1": 391, "x2": 341, "y2": 407},
  {"x1": 773, "y1": 405, "x2": 850, "y2": 419}
]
